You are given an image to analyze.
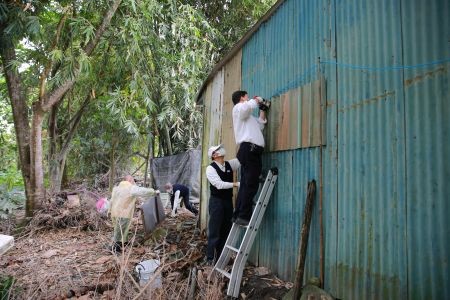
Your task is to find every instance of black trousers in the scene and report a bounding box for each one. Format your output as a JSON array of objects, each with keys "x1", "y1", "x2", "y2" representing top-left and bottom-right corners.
[
  {"x1": 207, "y1": 195, "x2": 233, "y2": 261},
  {"x1": 234, "y1": 142, "x2": 263, "y2": 220}
]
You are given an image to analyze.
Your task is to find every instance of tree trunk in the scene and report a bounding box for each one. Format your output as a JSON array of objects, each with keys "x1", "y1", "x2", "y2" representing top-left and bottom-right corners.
[
  {"x1": 0, "y1": 30, "x2": 33, "y2": 217},
  {"x1": 143, "y1": 133, "x2": 153, "y2": 187},
  {"x1": 48, "y1": 94, "x2": 90, "y2": 193},
  {"x1": 48, "y1": 103, "x2": 60, "y2": 193},
  {"x1": 109, "y1": 138, "x2": 117, "y2": 192},
  {"x1": 30, "y1": 105, "x2": 46, "y2": 207},
  {"x1": 162, "y1": 123, "x2": 173, "y2": 155},
  {"x1": 2, "y1": 0, "x2": 122, "y2": 216}
]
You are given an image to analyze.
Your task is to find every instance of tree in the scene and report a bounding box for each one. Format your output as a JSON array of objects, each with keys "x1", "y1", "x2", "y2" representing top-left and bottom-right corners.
[{"x1": 0, "y1": 0, "x2": 122, "y2": 216}]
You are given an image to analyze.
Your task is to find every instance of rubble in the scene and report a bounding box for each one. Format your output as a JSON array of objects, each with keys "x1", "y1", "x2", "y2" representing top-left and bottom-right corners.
[{"x1": 0, "y1": 194, "x2": 291, "y2": 299}]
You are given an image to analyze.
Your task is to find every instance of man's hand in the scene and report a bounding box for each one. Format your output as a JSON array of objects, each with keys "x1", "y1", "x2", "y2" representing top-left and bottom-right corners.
[
  {"x1": 233, "y1": 182, "x2": 240, "y2": 187},
  {"x1": 155, "y1": 189, "x2": 160, "y2": 195}
]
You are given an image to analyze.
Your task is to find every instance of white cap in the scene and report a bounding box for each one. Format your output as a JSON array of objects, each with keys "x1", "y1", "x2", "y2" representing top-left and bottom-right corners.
[{"x1": 207, "y1": 144, "x2": 225, "y2": 159}]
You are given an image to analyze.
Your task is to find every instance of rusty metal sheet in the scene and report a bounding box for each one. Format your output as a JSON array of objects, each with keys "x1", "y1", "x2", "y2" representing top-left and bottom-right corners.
[
  {"x1": 265, "y1": 95, "x2": 281, "y2": 151},
  {"x1": 311, "y1": 78, "x2": 322, "y2": 147},
  {"x1": 222, "y1": 51, "x2": 242, "y2": 205},
  {"x1": 264, "y1": 78, "x2": 326, "y2": 151},
  {"x1": 222, "y1": 50, "x2": 242, "y2": 159},
  {"x1": 288, "y1": 88, "x2": 300, "y2": 149},
  {"x1": 200, "y1": 70, "x2": 224, "y2": 230},
  {"x1": 301, "y1": 82, "x2": 311, "y2": 148}
]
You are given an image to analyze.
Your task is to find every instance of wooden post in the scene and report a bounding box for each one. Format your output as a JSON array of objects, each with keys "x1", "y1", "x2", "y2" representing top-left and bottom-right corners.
[{"x1": 293, "y1": 180, "x2": 316, "y2": 300}]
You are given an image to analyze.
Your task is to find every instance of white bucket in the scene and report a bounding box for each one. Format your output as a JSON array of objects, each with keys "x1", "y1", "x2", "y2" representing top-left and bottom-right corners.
[{"x1": 135, "y1": 259, "x2": 162, "y2": 288}]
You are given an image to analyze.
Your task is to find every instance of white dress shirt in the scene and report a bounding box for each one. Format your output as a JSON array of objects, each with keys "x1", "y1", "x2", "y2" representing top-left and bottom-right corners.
[
  {"x1": 206, "y1": 159, "x2": 241, "y2": 189},
  {"x1": 232, "y1": 99, "x2": 267, "y2": 147}
]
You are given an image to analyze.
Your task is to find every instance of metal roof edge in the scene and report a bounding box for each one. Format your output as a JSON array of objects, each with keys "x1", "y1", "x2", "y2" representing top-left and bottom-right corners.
[{"x1": 195, "y1": 0, "x2": 286, "y2": 103}]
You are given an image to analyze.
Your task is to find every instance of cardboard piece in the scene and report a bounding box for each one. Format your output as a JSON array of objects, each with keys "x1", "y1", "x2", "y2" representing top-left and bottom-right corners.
[{"x1": 67, "y1": 194, "x2": 80, "y2": 208}]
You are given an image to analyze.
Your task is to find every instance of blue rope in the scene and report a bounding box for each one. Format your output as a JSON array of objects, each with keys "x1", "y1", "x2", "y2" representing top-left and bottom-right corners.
[
  {"x1": 320, "y1": 57, "x2": 450, "y2": 71},
  {"x1": 265, "y1": 57, "x2": 449, "y2": 99}
]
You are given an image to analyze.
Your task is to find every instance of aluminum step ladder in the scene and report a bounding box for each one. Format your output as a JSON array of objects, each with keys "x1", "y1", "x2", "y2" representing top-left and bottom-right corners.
[{"x1": 212, "y1": 167, "x2": 278, "y2": 298}]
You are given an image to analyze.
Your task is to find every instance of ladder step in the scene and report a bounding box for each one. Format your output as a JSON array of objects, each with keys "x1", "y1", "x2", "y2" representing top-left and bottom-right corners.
[
  {"x1": 214, "y1": 268, "x2": 231, "y2": 279},
  {"x1": 225, "y1": 245, "x2": 239, "y2": 253}
]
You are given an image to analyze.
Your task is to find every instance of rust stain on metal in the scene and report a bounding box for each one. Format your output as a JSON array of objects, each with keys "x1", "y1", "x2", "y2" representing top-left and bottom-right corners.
[
  {"x1": 338, "y1": 90, "x2": 396, "y2": 113},
  {"x1": 404, "y1": 66, "x2": 447, "y2": 87}
]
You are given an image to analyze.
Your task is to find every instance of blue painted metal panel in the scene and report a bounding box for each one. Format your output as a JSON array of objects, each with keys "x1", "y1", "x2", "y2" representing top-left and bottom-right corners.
[
  {"x1": 251, "y1": 149, "x2": 321, "y2": 281},
  {"x1": 225, "y1": 0, "x2": 449, "y2": 299},
  {"x1": 334, "y1": 1, "x2": 407, "y2": 299},
  {"x1": 242, "y1": 0, "x2": 339, "y2": 292},
  {"x1": 401, "y1": 1, "x2": 450, "y2": 299}
]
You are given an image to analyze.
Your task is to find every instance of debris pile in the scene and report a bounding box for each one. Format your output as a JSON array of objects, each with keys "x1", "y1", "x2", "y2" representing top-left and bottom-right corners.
[{"x1": 0, "y1": 198, "x2": 291, "y2": 299}]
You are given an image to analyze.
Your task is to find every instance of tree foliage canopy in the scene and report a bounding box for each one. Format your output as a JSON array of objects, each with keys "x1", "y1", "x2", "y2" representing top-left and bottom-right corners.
[{"x1": 0, "y1": 0, "x2": 276, "y2": 213}]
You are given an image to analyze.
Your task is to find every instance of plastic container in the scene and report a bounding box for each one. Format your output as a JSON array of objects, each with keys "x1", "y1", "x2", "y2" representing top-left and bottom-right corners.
[{"x1": 135, "y1": 259, "x2": 162, "y2": 288}]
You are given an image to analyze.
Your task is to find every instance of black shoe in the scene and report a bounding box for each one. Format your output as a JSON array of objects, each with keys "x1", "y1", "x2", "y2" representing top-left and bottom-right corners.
[
  {"x1": 231, "y1": 216, "x2": 236, "y2": 222},
  {"x1": 111, "y1": 242, "x2": 122, "y2": 253},
  {"x1": 202, "y1": 257, "x2": 214, "y2": 266},
  {"x1": 234, "y1": 218, "x2": 249, "y2": 226}
]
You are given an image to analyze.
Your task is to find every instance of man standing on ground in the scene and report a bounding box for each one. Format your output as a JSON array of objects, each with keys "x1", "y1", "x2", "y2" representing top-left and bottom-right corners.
[
  {"x1": 231, "y1": 90, "x2": 268, "y2": 226},
  {"x1": 109, "y1": 175, "x2": 159, "y2": 252},
  {"x1": 165, "y1": 182, "x2": 198, "y2": 216},
  {"x1": 205, "y1": 144, "x2": 240, "y2": 264}
]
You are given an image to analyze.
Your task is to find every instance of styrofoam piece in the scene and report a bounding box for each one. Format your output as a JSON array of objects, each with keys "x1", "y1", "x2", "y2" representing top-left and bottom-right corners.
[{"x1": 0, "y1": 234, "x2": 14, "y2": 256}]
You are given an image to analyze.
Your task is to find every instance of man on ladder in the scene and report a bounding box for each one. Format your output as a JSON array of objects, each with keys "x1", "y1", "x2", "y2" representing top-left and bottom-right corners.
[
  {"x1": 231, "y1": 91, "x2": 269, "y2": 226},
  {"x1": 210, "y1": 91, "x2": 274, "y2": 298}
]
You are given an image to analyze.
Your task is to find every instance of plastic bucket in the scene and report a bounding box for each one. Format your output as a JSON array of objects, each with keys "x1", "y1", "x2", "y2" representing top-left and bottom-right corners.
[{"x1": 135, "y1": 259, "x2": 162, "y2": 288}]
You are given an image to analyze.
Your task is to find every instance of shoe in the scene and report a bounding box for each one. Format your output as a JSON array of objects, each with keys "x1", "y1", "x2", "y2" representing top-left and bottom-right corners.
[
  {"x1": 231, "y1": 216, "x2": 236, "y2": 222},
  {"x1": 202, "y1": 257, "x2": 214, "y2": 266},
  {"x1": 111, "y1": 242, "x2": 122, "y2": 253},
  {"x1": 234, "y1": 217, "x2": 249, "y2": 226}
]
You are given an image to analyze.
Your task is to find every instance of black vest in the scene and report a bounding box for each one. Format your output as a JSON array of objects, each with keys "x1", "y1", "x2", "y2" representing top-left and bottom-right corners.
[{"x1": 210, "y1": 161, "x2": 233, "y2": 199}]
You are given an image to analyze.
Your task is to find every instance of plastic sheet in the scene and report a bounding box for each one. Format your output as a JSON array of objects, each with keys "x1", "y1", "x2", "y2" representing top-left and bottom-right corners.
[{"x1": 151, "y1": 149, "x2": 201, "y2": 202}]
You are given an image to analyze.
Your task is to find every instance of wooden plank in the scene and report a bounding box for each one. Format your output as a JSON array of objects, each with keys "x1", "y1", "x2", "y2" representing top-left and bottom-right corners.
[
  {"x1": 277, "y1": 92, "x2": 290, "y2": 151},
  {"x1": 288, "y1": 88, "x2": 300, "y2": 150}
]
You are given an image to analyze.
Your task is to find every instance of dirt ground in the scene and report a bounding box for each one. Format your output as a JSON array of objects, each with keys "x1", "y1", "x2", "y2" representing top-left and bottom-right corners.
[{"x1": 0, "y1": 195, "x2": 291, "y2": 299}]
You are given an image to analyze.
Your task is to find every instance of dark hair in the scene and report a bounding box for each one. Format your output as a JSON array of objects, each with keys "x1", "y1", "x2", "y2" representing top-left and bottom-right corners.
[{"x1": 232, "y1": 90, "x2": 248, "y2": 105}]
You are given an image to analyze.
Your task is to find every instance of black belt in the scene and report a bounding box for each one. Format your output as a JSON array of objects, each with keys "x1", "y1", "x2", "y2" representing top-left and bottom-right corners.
[{"x1": 241, "y1": 142, "x2": 264, "y2": 152}]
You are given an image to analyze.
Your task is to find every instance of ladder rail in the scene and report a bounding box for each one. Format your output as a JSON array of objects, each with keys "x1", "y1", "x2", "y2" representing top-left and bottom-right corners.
[
  {"x1": 211, "y1": 168, "x2": 278, "y2": 298},
  {"x1": 213, "y1": 170, "x2": 274, "y2": 274},
  {"x1": 229, "y1": 173, "x2": 278, "y2": 297}
]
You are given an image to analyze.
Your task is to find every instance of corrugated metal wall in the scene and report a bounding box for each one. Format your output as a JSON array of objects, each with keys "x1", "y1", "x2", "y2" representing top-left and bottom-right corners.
[
  {"x1": 199, "y1": 0, "x2": 449, "y2": 298},
  {"x1": 200, "y1": 70, "x2": 224, "y2": 229},
  {"x1": 334, "y1": 1, "x2": 407, "y2": 298},
  {"x1": 401, "y1": 1, "x2": 450, "y2": 299},
  {"x1": 241, "y1": 0, "x2": 340, "y2": 293}
]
